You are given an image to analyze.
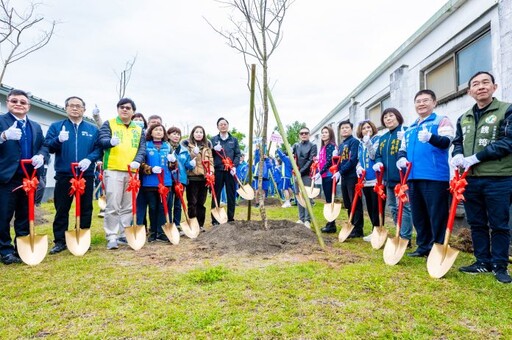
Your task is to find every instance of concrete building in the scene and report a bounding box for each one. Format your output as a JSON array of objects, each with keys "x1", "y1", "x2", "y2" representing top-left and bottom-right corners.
[
  {"x1": 0, "y1": 85, "x2": 67, "y2": 201},
  {"x1": 312, "y1": 0, "x2": 511, "y2": 144}
]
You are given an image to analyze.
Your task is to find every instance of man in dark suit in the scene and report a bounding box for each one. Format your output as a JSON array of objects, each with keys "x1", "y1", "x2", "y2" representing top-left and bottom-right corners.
[{"x1": 0, "y1": 89, "x2": 49, "y2": 265}]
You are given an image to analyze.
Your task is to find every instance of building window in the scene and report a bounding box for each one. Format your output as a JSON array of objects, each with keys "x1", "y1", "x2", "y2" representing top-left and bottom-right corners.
[
  {"x1": 424, "y1": 30, "x2": 491, "y2": 100},
  {"x1": 367, "y1": 96, "x2": 390, "y2": 128}
]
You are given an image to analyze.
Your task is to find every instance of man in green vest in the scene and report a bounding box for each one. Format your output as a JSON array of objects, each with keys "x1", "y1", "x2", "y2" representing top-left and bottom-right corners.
[{"x1": 451, "y1": 71, "x2": 512, "y2": 284}]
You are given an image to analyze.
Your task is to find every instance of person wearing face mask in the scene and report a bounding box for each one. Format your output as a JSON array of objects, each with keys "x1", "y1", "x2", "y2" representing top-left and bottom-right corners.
[
  {"x1": 182, "y1": 125, "x2": 213, "y2": 232},
  {"x1": 166, "y1": 126, "x2": 195, "y2": 232},
  {"x1": 373, "y1": 108, "x2": 413, "y2": 246},
  {"x1": 131, "y1": 113, "x2": 149, "y2": 229}
]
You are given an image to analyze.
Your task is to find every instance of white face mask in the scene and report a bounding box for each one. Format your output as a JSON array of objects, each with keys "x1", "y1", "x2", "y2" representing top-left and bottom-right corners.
[{"x1": 133, "y1": 121, "x2": 145, "y2": 129}]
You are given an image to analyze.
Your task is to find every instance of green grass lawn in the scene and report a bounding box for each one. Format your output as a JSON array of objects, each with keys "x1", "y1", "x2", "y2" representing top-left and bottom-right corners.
[{"x1": 0, "y1": 198, "x2": 510, "y2": 339}]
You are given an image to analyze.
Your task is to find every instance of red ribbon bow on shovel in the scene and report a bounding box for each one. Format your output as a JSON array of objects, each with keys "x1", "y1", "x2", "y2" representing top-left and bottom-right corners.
[
  {"x1": 205, "y1": 173, "x2": 215, "y2": 188},
  {"x1": 394, "y1": 182, "x2": 409, "y2": 203},
  {"x1": 69, "y1": 177, "x2": 85, "y2": 196},
  {"x1": 449, "y1": 171, "x2": 468, "y2": 201},
  {"x1": 373, "y1": 168, "x2": 386, "y2": 200},
  {"x1": 127, "y1": 166, "x2": 141, "y2": 193},
  {"x1": 355, "y1": 170, "x2": 366, "y2": 198},
  {"x1": 310, "y1": 159, "x2": 319, "y2": 177}
]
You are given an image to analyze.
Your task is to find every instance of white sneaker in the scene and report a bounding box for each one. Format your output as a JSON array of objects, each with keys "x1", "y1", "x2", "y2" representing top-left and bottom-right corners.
[
  {"x1": 296, "y1": 220, "x2": 304, "y2": 224},
  {"x1": 363, "y1": 234, "x2": 372, "y2": 242},
  {"x1": 107, "y1": 240, "x2": 118, "y2": 250},
  {"x1": 304, "y1": 221, "x2": 311, "y2": 229},
  {"x1": 281, "y1": 201, "x2": 291, "y2": 208}
]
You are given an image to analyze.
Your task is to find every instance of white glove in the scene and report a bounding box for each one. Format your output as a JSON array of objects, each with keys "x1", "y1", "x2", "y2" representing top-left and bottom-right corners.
[
  {"x1": 193, "y1": 146, "x2": 200, "y2": 155},
  {"x1": 362, "y1": 133, "x2": 371, "y2": 145},
  {"x1": 332, "y1": 148, "x2": 339, "y2": 157},
  {"x1": 78, "y1": 159, "x2": 91, "y2": 172},
  {"x1": 356, "y1": 165, "x2": 364, "y2": 177},
  {"x1": 152, "y1": 166, "x2": 162, "y2": 174},
  {"x1": 3, "y1": 121, "x2": 22, "y2": 141},
  {"x1": 92, "y1": 105, "x2": 100, "y2": 115},
  {"x1": 314, "y1": 172, "x2": 321, "y2": 182},
  {"x1": 189, "y1": 159, "x2": 196, "y2": 168},
  {"x1": 167, "y1": 153, "x2": 176, "y2": 163},
  {"x1": 110, "y1": 135, "x2": 120, "y2": 146},
  {"x1": 418, "y1": 125, "x2": 432, "y2": 143},
  {"x1": 397, "y1": 126, "x2": 405, "y2": 140},
  {"x1": 333, "y1": 172, "x2": 340, "y2": 182},
  {"x1": 450, "y1": 154, "x2": 464, "y2": 168},
  {"x1": 230, "y1": 167, "x2": 236, "y2": 176},
  {"x1": 130, "y1": 161, "x2": 140, "y2": 170},
  {"x1": 396, "y1": 157, "x2": 408, "y2": 169},
  {"x1": 213, "y1": 141, "x2": 222, "y2": 152},
  {"x1": 31, "y1": 154, "x2": 44, "y2": 169},
  {"x1": 58, "y1": 125, "x2": 69, "y2": 143},
  {"x1": 463, "y1": 155, "x2": 480, "y2": 170},
  {"x1": 373, "y1": 162, "x2": 383, "y2": 172}
]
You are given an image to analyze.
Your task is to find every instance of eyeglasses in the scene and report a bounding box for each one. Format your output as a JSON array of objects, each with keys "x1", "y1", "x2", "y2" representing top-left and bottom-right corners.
[
  {"x1": 119, "y1": 105, "x2": 133, "y2": 111},
  {"x1": 67, "y1": 104, "x2": 84, "y2": 109},
  {"x1": 299, "y1": 132, "x2": 309, "y2": 135},
  {"x1": 414, "y1": 98, "x2": 433, "y2": 105},
  {"x1": 8, "y1": 99, "x2": 29, "y2": 105}
]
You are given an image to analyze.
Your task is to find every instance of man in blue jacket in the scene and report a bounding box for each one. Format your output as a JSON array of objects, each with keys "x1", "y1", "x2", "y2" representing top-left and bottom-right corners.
[
  {"x1": 0, "y1": 89, "x2": 49, "y2": 265},
  {"x1": 44, "y1": 96, "x2": 102, "y2": 254},
  {"x1": 397, "y1": 89, "x2": 454, "y2": 257}
]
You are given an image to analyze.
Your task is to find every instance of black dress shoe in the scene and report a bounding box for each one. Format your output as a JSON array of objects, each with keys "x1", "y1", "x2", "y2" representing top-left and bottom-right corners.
[
  {"x1": 1, "y1": 253, "x2": 22, "y2": 264},
  {"x1": 321, "y1": 226, "x2": 337, "y2": 233},
  {"x1": 407, "y1": 251, "x2": 429, "y2": 257},
  {"x1": 347, "y1": 232, "x2": 364, "y2": 239},
  {"x1": 49, "y1": 243, "x2": 67, "y2": 255}
]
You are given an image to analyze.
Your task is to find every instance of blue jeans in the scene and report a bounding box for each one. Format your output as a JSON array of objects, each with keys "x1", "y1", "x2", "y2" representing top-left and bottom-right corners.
[
  {"x1": 386, "y1": 184, "x2": 413, "y2": 240},
  {"x1": 464, "y1": 176, "x2": 512, "y2": 265},
  {"x1": 408, "y1": 180, "x2": 449, "y2": 254},
  {"x1": 297, "y1": 176, "x2": 312, "y2": 222}
]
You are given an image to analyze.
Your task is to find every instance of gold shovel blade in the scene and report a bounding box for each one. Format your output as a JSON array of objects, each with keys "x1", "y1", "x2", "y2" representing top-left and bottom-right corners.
[
  {"x1": 338, "y1": 222, "x2": 355, "y2": 242},
  {"x1": 370, "y1": 227, "x2": 388, "y2": 250},
  {"x1": 237, "y1": 184, "x2": 255, "y2": 200},
  {"x1": 323, "y1": 202, "x2": 341, "y2": 222},
  {"x1": 383, "y1": 236, "x2": 409, "y2": 265},
  {"x1": 124, "y1": 225, "x2": 146, "y2": 251},
  {"x1": 180, "y1": 223, "x2": 198, "y2": 239},
  {"x1": 98, "y1": 195, "x2": 107, "y2": 210},
  {"x1": 427, "y1": 243, "x2": 460, "y2": 279},
  {"x1": 296, "y1": 192, "x2": 306, "y2": 207},
  {"x1": 212, "y1": 207, "x2": 228, "y2": 224},
  {"x1": 65, "y1": 228, "x2": 91, "y2": 256},
  {"x1": 307, "y1": 186, "x2": 320, "y2": 199},
  {"x1": 163, "y1": 223, "x2": 180, "y2": 245},
  {"x1": 16, "y1": 234, "x2": 48, "y2": 266}
]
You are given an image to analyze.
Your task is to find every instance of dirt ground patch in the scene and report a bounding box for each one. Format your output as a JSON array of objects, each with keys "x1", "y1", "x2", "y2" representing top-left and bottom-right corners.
[{"x1": 127, "y1": 220, "x2": 359, "y2": 271}]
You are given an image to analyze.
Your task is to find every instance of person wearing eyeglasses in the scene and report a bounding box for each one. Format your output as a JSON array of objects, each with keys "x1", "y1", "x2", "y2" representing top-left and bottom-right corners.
[
  {"x1": 292, "y1": 127, "x2": 317, "y2": 228},
  {"x1": 451, "y1": 71, "x2": 512, "y2": 284},
  {"x1": 97, "y1": 98, "x2": 146, "y2": 250},
  {"x1": 396, "y1": 89, "x2": 454, "y2": 258},
  {"x1": 44, "y1": 96, "x2": 102, "y2": 255},
  {"x1": 0, "y1": 89, "x2": 49, "y2": 264}
]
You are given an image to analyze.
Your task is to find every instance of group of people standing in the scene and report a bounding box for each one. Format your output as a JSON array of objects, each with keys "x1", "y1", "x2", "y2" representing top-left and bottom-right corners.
[
  {"x1": 296, "y1": 71, "x2": 511, "y2": 284},
  {"x1": 0, "y1": 90, "x2": 242, "y2": 263}
]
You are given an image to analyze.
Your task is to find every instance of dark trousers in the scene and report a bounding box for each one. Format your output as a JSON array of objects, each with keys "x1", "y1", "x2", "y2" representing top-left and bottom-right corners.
[
  {"x1": 408, "y1": 180, "x2": 449, "y2": 254},
  {"x1": 212, "y1": 170, "x2": 236, "y2": 224},
  {"x1": 167, "y1": 186, "x2": 183, "y2": 226},
  {"x1": 135, "y1": 189, "x2": 148, "y2": 226},
  {"x1": 322, "y1": 176, "x2": 336, "y2": 228},
  {"x1": 464, "y1": 176, "x2": 512, "y2": 265},
  {"x1": 53, "y1": 175, "x2": 94, "y2": 245},
  {"x1": 0, "y1": 174, "x2": 29, "y2": 256},
  {"x1": 186, "y1": 179, "x2": 208, "y2": 227},
  {"x1": 362, "y1": 186, "x2": 382, "y2": 227},
  {"x1": 144, "y1": 189, "x2": 165, "y2": 235},
  {"x1": 341, "y1": 175, "x2": 364, "y2": 235}
]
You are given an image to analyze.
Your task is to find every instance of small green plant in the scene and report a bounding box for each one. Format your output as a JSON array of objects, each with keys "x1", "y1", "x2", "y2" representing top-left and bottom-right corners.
[{"x1": 186, "y1": 266, "x2": 229, "y2": 284}]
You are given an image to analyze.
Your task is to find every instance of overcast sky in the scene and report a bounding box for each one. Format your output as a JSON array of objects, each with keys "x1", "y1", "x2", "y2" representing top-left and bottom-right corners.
[{"x1": 5, "y1": 0, "x2": 447, "y2": 137}]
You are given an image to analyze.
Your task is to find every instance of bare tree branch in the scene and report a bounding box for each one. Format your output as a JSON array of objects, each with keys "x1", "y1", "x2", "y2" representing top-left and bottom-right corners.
[
  {"x1": 0, "y1": 0, "x2": 57, "y2": 83},
  {"x1": 115, "y1": 54, "x2": 137, "y2": 99}
]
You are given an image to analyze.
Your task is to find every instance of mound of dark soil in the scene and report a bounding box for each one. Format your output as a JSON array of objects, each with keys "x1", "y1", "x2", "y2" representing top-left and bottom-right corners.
[
  {"x1": 452, "y1": 228, "x2": 473, "y2": 253},
  {"x1": 196, "y1": 219, "x2": 323, "y2": 256}
]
